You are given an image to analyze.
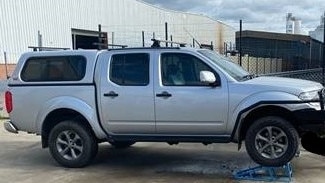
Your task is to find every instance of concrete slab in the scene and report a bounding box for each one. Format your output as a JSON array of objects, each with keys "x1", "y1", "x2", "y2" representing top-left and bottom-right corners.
[{"x1": 0, "y1": 121, "x2": 325, "y2": 183}]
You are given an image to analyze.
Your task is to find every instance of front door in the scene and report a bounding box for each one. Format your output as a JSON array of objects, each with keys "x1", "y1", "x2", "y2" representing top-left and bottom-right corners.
[{"x1": 154, "y1": 52, "x2": 228, "y2": 135}]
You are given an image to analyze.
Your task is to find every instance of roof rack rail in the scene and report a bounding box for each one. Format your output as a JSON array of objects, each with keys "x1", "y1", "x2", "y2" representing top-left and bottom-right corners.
[
  {"x1": 28, "y1": 46, "x2": 70, "y2": 51},
  {"x1": 93, "y1": 43, "x2": 128, "y2": 49},
  {"x1": 151, "y1": 39, "x2": 187, "y2": 48}
]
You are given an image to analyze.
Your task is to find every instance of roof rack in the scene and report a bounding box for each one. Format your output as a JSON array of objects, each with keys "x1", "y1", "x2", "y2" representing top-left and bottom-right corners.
[
  {"x1": 93, "y1": 43, "x2": 128, "y2": 49},
  {"x1": 28, "y1": 46, "x2": 70, "y2": 51},
  {"x1": 151, "y1": 39, "x2": 187, "y2": 48}
]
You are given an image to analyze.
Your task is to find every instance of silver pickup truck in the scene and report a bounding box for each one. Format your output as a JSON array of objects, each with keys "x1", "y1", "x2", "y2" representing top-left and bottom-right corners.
[{"x1": 4, "y1": 43, "x2": 325, "y2": 168}]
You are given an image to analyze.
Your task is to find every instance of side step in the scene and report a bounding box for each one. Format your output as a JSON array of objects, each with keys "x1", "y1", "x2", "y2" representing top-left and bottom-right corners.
[{"x1": 233, "y1": 162, "x2": 292, "y2": 182}]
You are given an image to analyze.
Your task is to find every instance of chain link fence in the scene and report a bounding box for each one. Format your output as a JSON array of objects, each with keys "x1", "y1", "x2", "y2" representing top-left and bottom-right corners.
[
  {"x1": 228, "y1": 55, "x2": 324, "y2": 84},
  {"x1": 263, "y1": 68, "x2": 324, "y2": 84},
  {"x1": 229, "y1": 55, "x2": 284, "y2": 75}
]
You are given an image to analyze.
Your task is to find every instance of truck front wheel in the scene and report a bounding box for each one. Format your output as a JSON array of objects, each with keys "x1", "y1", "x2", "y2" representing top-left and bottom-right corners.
[
  {"x1": 245, "y1": 116, "x2": 299, "y2": 166},
  {"x1": 48, "y1": 120, "x2": 98, "y2": 168}
]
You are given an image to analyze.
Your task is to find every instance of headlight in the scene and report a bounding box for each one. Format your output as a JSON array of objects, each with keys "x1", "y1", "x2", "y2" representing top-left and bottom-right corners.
[{"x1": 299, "y1": 90, "x2": 319, "y2": 101}]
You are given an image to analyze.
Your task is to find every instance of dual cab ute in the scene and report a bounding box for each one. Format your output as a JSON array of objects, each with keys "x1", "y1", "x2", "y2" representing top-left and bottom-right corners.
[{"x1": 4, "y1": 42, "x2": 325, "y2": 167}]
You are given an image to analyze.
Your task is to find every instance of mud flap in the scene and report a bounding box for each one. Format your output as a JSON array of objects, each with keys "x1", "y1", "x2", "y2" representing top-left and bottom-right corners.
[{"x1": 301, "y1": 132, "x2": 325, "y2": 156}]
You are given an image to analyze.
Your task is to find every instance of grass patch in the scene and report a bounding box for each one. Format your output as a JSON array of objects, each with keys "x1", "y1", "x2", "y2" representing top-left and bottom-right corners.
[
  {"x1": 0, "y1": 108, "x2": 9, "y2": 119},
  {"x1": 0, "y1": 114, "x2": 9, "y2": 120}
]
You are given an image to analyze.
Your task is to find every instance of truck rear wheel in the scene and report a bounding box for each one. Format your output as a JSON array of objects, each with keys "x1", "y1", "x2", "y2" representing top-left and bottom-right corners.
[
  {"x1": 48, "y1": 120, "x2": 98, "y2": 168},
  {"x1": 245, "y1": 116, "x2": 299, "y2": 166}
]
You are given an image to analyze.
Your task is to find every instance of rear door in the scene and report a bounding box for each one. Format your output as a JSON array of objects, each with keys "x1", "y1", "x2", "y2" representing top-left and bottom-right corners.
[{"x1": 99, "y1": 51, "x2": 155, "y2": 134}]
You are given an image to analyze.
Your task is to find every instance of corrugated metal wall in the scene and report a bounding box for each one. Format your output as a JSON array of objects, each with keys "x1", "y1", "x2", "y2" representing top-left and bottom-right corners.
[{"x1": 0, "y1": 0, "x2": 235, "y2": 63}]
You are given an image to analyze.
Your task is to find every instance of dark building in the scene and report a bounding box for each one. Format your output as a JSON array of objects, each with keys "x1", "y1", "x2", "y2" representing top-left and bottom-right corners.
[{"x1": 236, "y1": 30, "x2": 323, "y2": 71}]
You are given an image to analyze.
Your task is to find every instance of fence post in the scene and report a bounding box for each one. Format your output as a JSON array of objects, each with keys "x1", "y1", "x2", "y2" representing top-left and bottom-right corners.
[
  {"x1": 275, "y1": 59, "x2": 278, "y2": 72},
  {"x1": 263, "y1": 57, "x2": 266, "y2": 74},
  {"x1": 98, "y1": 24, "x2": 102, "y2": 50},
  {"x1": 111, "y1": 32, "x2": 115, "y2": 47},
  {"x1": 322, "y1": 15, "x2": 325, "y2": 85},
  {"x1": 247, "y1": 55, "x2": 250, "y2": 72},
  {"x1": 142, "y1": 31, "x2": 145, "y2": 47},
  {"x1": 4, "y1": 51, "x2": 9, "y2": 79},
  {"x1": 256, "y1": 57, "x2": 258, "y2": 75},
  {"x1": 165, "y1": 22, "x2": 168, "y2": 47},
  {"x1": 239, "y1": 20, "x2": 242, "y2": 66}
]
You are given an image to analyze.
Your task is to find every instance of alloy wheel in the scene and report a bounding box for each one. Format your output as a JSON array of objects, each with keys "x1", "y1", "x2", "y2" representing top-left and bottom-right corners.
[
  {"x1": 255, "y1": 126, "x2": 288, "y2": 159},
  {"x1": 56, "y1": 130, "x2": 84, "y2": 160}
]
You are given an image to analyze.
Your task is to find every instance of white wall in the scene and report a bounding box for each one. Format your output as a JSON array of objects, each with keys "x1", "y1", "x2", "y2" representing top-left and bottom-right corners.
[{"x1": 0, "y1": 0, "x2": 235, "y2": 63}]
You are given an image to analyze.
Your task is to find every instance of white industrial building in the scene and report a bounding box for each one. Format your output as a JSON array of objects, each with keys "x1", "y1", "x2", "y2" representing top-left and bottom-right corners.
[
  {"x1": 286, "y1": 13, "x2": 302, "y2": 35},
  {"x1": 0, "y1": 0, "x2": 235, "y2": 64},
  {"x1": 309, "y1": 12, "x2": 325, "y2": 42}
]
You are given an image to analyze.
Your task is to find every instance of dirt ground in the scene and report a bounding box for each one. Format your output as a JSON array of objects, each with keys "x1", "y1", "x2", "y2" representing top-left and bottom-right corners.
[{"x1": 0, "y1": 120, "x2": 324, "y2": 183}]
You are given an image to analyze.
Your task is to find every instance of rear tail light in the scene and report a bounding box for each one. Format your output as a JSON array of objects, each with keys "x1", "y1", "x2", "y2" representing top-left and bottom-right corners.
[{"x1": 5, "y1": 91, "x2": 13, "y2": 113}]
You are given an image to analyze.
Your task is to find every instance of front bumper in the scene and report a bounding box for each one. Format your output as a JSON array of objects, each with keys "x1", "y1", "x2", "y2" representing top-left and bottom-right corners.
[
  {"x1": 293, "y1": 87, "x2": 325, "y2": 133},
  {"x1": 293, "y1": 109, "x2": 325, "y2": 133},
  {"x1": 4, "y1": 121, "x2": 18, "y2": 134}
]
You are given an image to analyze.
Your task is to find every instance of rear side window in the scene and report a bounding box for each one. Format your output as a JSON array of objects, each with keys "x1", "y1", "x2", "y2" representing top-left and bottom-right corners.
[
  {"x1": 110, "y1": 53, "x2": 149, "y2": 86},
  {"x1": 21, "y1": 56, "x2": 86, "y2": 82}
]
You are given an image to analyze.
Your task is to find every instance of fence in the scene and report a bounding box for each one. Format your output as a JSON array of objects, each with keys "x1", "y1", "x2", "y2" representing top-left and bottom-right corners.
[
  {"x1": 228, "y1": 55, "x2": 325, "y2": 84},
  {"x1": 0, "y1": 52, "x2": 20, "y2": 64},
  {"x1": 264, "y1": 68, "x2": 324, "y2": 84},
  {"x1": 229, "y1": 55, "x2": 285, "y2": 75},
  {"x1": 0, "y1": 52, "x2": 19, "y2": 80},
  {"x1": 1, "y1": 44, "x2": 324, "y2": 82},
  {"x1": 228, "y1": 52, "x2": 324, "y2": 76}
]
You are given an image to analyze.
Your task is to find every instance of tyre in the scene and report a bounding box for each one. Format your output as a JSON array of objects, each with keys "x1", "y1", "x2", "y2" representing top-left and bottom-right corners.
[
  {"x1": 109, "y1": 141, "x2": 135, "y2": 149},
  {"x1": 245, "y1": 116, "x2": 299, "y2": 167},
  {"x1": 48, "y1": 120, "x2": 98, "y2": 168}
]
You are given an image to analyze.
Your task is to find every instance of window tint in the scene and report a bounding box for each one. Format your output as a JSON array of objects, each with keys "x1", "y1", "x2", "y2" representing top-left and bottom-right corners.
[
  {"x1": 21, "y1": 56, "x2": 86, "y2": 82},
  {"x1": 161, "y1": 53, "x2": 217, "y2": 86},
  {"x1": 110, "y1": 53, "x2": 149, "y2": 86}
]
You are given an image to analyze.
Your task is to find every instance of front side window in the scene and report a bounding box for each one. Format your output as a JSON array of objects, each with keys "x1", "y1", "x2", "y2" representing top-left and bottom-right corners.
[
  {"x1": 161, "y1": 53, "x2": 217, "y2": 86},
  {"x1": 21, "y1": 56, "x2": 86, "y2": 82},
  {"x1": 110, "y1": 53, "x2": 149, "y2": 86}
]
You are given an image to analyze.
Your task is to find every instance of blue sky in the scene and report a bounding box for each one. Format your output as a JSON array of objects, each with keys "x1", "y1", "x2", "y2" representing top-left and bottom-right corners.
[{"x1": 142, "y1": 0, "x2": 325, "y2": 34}]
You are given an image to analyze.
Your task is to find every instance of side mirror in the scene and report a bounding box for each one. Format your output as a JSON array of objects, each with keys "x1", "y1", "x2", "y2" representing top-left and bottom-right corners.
[{"x1": 200, "y1": 71, "x2": 216, "y2": 84}]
